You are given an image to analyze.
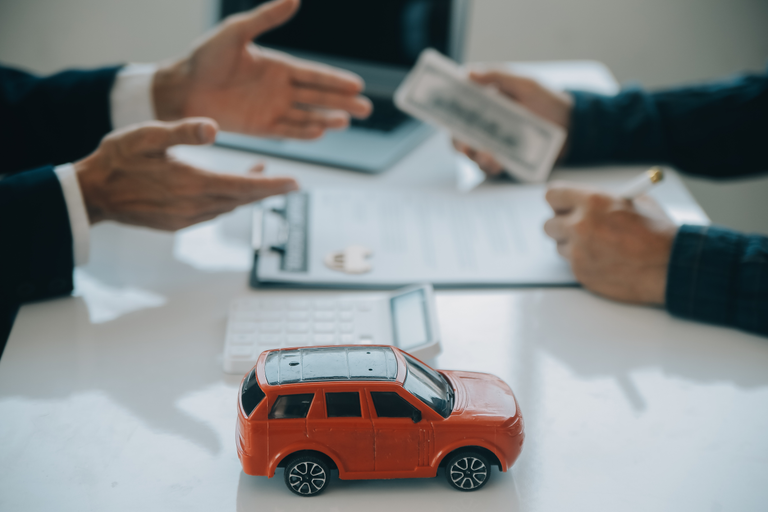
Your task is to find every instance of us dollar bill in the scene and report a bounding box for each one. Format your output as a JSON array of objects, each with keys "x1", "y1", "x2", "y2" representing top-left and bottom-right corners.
[{"x1": 395, "y1": 49, "x2": 566, "y2": 183}]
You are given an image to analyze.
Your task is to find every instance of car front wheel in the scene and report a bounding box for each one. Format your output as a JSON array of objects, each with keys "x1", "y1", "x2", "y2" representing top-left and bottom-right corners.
[
  {"x1": 445, "y1": 451, "x2": 491, "y2": 491},
  {"x1": 284, "y1": 455, "x2": 330, "y2": 497}
]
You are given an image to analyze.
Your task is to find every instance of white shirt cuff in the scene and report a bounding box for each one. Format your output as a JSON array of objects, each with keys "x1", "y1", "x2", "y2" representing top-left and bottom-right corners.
[
  {"x1": 54, "y1": 164, "x2": 90, "y2": 267},
  {"x1": 110, "y1": 63, "x2": 158, "y2": 129}
]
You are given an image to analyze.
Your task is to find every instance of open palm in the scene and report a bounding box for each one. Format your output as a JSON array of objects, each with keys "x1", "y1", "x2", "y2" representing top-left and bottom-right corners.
[{"x1": 155, "y1": 0, "x2": 371, "y2": 140}]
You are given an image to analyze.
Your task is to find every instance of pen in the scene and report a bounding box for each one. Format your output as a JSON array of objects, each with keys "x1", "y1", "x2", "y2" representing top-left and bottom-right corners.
[{"x1": 620, "y1": 166, "x2": 664, "y2": 199}]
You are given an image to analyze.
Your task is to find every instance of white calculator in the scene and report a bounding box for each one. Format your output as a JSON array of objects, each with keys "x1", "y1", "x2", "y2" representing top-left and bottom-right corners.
[{"x1": 223, "y1": 284, "x2": 441, "y2": 374}]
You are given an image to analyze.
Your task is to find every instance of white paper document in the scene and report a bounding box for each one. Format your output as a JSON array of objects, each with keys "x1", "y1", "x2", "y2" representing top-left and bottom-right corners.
[{"x1": 252, "y1": 187, "x2": 575, "y2": 288}]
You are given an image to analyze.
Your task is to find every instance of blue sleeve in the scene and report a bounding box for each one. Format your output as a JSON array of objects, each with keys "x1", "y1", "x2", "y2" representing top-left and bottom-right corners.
[
  {"x1": 0, "y1": 167, "x2": 74, "y2": 307},
  {"x1": 666, "y1": 225, "x2": 768, "y2": 336},
  {"x1": 565, "y1": 71, "x2": 768, "y2": 178},
  {"x1": 0, "y1": 64, "x2": 121, "y2": 174}
]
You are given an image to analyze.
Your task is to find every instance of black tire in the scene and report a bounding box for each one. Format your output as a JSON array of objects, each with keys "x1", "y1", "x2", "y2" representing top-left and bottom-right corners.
[
  {"x1": 284, "y1": 455, "x2": 330, "y2": 497},
  {"x1": 445, "y1": 451, "x2": 491, "y2": 491}
]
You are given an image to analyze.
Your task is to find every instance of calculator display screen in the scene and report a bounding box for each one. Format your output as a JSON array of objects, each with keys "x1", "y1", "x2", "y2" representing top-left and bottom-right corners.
[{"x1": 390, "y1": 289, "x2": 431, "y2": 350}]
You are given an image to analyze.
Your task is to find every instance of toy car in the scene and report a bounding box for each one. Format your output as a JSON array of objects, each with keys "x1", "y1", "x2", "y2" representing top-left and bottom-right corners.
[{"x1": 236, "y1": 345, "x2": 524, "y2": 496}]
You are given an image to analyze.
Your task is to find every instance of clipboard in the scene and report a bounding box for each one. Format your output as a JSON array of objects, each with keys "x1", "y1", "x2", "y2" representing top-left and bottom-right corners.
[{"x1": 250, "y1": 188, "x2": 578, "y2": 289}]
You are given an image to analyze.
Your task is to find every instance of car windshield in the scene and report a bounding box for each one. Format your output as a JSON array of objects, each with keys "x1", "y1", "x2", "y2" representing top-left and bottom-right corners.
[{"x1": 402, "y1": 353, "x2": 454, "y2": 418}]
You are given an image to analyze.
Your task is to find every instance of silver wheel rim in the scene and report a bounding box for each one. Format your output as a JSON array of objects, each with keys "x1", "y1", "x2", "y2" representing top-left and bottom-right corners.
[
  {"x1": 288, "y1": 461, "x2": 327, "y2": 495},
  {"x1": 450, "y1": 456, "x2": 487, "y2": 489}
]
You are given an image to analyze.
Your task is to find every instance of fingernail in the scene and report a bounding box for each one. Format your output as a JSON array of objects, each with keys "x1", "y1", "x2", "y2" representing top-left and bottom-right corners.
[{"x1": 197, "y1": 122, "x2": 215, "y2": 143}]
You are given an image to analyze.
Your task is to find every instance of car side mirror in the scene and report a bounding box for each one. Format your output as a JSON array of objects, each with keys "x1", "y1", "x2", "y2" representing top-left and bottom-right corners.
[{"x1": 411, "y1": 409, "x2": 422, "y2": 423}]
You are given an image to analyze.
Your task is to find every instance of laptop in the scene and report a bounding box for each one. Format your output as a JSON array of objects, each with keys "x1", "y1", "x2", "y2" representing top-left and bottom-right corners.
[{"x1": 217, "y1": 0, "x2": 470, "y2": 173}]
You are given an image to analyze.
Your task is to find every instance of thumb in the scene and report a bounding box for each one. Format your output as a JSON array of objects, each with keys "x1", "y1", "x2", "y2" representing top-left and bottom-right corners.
[
  {"x1": 469, "y1": 70, "x2": 533, "y2": 99},
  {"x1": 124, "y1": 118, "x2": 219, "y2": 154},
  {"x1": 230, "y1": 0, "x2": 299, "y2": 41}
]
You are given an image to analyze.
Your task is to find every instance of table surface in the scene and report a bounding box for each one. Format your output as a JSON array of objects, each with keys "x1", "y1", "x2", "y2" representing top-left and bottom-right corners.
[{"x1": 2, "y1": 132, "x2": 767, "y2": 512}]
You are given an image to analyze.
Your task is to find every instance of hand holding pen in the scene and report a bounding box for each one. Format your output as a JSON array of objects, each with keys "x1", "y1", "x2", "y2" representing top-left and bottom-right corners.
[{"x1": 543, "y1": 167, "x2": 678, "y2": 305}]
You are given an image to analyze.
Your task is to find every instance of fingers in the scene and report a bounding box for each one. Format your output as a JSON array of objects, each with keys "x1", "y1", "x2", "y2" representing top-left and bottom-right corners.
[
  {"x1": 452, "y1": 139, "x2": 505, "y2": 177},
  {"x1": 469, "y1": 70, "x2": 535, "y2": 98},
  {"x1": 543, "y1": 216, "x2": 568, "y2": 242},
  {"x1": 281, "y1": 107, "x2": 350, "y2": 129},
  {"x1": 291, "y1": 59, "x2": 365, "y2": 94},
  {"x1": 271, "y1": 121, "x2": 326, "y2": 139},
  {"x1": 545, "y1": 182, "x2": 591, "y2": 214},
  {"x1": 198, "y1": 171, "x2": 300, "y2": 201},
  {"x1": 228, "y1": 0, "x2": 299, "y2": 41},
  {"x1": 120, "y1": 118, "x2": 218, "y2": 154},
  {"x1": 473, "y1": 150, "x2": 505, "y2": 176},
  {"x1": 293, "y1": 88, "x2": 372, "y2": 118}
]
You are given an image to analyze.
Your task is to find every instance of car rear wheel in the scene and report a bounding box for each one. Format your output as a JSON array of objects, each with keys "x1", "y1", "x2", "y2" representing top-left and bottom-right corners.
[
  {"x1": 445, "y1": 451, "x2": 491, "y2": 491},
  {"x1": 284, "y1": 455, "x2": 330, "y2": 497}
]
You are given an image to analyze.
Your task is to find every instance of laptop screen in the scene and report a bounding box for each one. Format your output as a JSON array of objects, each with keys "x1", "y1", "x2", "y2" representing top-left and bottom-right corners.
[{"x1": 220, "y1": 0, "x2": 454, "y2": 69}]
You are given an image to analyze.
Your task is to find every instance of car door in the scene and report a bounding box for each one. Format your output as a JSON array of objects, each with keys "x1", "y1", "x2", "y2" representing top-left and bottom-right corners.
[
  {"x1": 307, "y1": 389, "x2": 374, "y2": 472},
  {"x1": 267, "y1": 392, "x2": 315, "y2": 459},
  {"x1": 368, "y1": 390, "x2": 429, "y2": 472}
]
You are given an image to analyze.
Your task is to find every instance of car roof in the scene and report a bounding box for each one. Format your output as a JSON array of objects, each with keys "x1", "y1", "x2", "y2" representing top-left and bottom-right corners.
[{"x1": 263, "y1": 346, "x2": 399, "y2": 386}]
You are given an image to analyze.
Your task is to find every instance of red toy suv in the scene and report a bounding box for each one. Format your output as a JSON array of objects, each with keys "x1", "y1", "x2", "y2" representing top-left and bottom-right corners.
[{"x1": 236, "y1": 345, "x2": 524, "y2": 496}]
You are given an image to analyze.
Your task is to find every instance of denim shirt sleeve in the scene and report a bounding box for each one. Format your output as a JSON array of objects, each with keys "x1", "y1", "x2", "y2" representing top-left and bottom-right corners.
[
  {"x1": 564, "y1": 71, "x2": 768, "y2": 178},
  {"x1": 666, "y1": 225, "x2": 768, "y2": 336}
]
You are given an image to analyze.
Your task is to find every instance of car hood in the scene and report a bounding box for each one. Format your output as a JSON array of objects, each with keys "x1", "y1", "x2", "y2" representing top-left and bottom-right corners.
[{"x1": 443, "y1": 370, "x2": 519, "y2": 425}]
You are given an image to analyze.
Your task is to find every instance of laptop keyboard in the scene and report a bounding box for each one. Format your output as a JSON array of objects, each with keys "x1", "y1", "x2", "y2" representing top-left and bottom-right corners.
[{"x1": 351, "y1": 96, "x2": 411, "y2": 132}]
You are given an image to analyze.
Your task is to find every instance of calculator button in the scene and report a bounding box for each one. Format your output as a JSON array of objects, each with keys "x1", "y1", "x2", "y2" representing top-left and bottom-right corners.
[
  {"x1": 232, "y1": 299, "x2": 258, "y2": 311},
  {"x1": 313, "y1": 300, "x2": 336, "y2": 310},
  {"x1": 230, "y1": 322, "x2": 258, "y2": 333},
  {"x1": 356, "y1": 301, "x2": 372, "y2": 311},
  {"x1": 286, "y1": 334, "x2": 309, "y2": 345},
  {"x1": 287, "y1": 311, "x2": 310, "y2": 321},
  {"x1": 257, "y1": 311, "x2": 282, "y2": 321},
  {"x1": 231, "y1": 310, "x2": 259, "y2": 320},
  {"x1": 313, "y1": 311, "x2": 336, "y2": 321},
  {"x1": 312, "y1": 334, "x2": 336, "y2": 344},
  {"x1": 258, "y1": 334, "x2": 282, "y2": 345},
  {"x1": 340, "y1": 334, "x2": 354, "y2": 343},
  {"x1": 287, "y1": 322, "x2": 309, "y2": 333},
  {"x1": 339, "y1": 323, "x2": 354, "y2": 333},
  {"x1": 260, "y1": 300, "x2": 284, "y2": 311},
  {"x1": 338, "y1": 300, "x2": 354, "y2": 311},
  {"x1": 229, "y1": 333, "x2": 257, "y2": 345},
  {"x1": 259, "y1": 322, "x2": 282, "y2": 333},
  {"x1": 288, "y1": 300, "x2": 310, "y2": 310},
  {"x1": 339, "y1": 311, "x2": 354, "y2": 321},
  {"x1": 228, "y1": 345, "x2": 253, "y2": 357},
  {"x1": 313, "y1": 322, "x2": 336, "y2": 333}
]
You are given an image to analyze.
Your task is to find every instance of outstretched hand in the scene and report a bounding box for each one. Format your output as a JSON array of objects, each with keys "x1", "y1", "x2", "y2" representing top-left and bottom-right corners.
[
  {"x1": 74, "y1": 118, "x2": 298, "y2": 230},
  {"x1": 153, "y1": 0, "x2": 372, "y2": 140},
  {"x1": 453, "y1": 70, "x2": 573, "y2": 176}
]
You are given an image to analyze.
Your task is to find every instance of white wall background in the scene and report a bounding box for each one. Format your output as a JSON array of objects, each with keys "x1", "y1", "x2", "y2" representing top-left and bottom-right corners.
[{"x1": 1, "y1": 0, "x2": 766, "y2": 233}]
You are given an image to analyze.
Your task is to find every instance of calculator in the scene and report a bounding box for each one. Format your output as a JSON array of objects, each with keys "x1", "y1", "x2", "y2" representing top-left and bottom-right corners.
[{"x1": 223, "y1": 284, "x2": 441, "y2": 374}]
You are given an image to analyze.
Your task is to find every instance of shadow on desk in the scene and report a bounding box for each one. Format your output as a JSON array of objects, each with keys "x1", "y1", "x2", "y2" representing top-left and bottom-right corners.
[{"x1": 235, "y1": 467, "x2": 522, "y2": 511}]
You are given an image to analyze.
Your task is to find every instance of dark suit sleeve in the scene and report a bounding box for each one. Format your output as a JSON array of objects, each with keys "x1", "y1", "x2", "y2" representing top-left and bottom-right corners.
[
  {"x1": 0, "y1": 64, "x2": 121, "y2": 174},
  {"x1": 564, "y1": 71, "x2": 768, "y2": 178},
  {"x1": 0, "y1": 167, "x2": 74, "y2": 307},
  {"x1": 666, "y1": 226, "x2": 768, "y2": 336}
]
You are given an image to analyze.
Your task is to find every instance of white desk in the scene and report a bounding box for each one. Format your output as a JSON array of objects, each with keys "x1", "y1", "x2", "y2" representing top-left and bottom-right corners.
[{"x1": 2, "y1": 131, "x2": 768, "y2": 512}]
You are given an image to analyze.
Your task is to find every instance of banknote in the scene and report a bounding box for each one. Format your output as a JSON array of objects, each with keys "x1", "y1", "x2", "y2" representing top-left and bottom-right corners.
[{"x1": 395, "y1": 49, "x2": 566, "y2": 183}]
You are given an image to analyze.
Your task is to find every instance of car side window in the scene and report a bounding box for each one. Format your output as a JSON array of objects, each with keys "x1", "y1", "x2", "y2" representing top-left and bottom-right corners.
[
  {"x1": 326, "y1": 392, "x2": 362, "y2": 418},
  {"x1": 370, "y1": 391, "x2": 418, "y2": 418},
  {"x1": 269, "y1": 393, "x2": 314, "y2": 419}
]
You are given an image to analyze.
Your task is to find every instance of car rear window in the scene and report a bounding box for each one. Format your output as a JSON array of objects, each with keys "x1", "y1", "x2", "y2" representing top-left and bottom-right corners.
[
  {"x1": 326, "y1": 392, "x2": 362, "y2": 417},
  {"x1": 269, "y1": 394, "x2": 315, "y2": 419},
  {"x1": 241, "y1": 369, "x2": 265, "y2": 417}
]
